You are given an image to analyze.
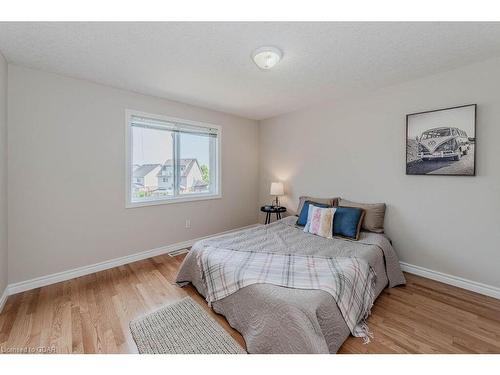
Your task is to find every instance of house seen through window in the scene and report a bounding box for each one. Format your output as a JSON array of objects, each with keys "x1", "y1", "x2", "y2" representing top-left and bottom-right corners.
[{"x1": 127, "y1": 112, "x2": 220, "y2": 206}]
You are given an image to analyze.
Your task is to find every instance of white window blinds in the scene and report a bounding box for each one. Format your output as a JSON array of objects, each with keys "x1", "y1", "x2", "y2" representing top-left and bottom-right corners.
[{"x1": 130, "y1": 114, "x2": 219, "y2": 137}]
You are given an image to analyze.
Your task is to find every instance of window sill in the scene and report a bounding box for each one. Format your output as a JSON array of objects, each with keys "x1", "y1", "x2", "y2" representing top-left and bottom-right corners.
[{"x1": 125, "y1": 193, "x2": 222, "y2": 209}]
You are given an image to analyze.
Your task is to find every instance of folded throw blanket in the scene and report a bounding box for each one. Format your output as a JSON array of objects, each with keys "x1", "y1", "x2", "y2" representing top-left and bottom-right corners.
[{"x1": 197, "y1": 246, "x2": 377, "y2": 342}]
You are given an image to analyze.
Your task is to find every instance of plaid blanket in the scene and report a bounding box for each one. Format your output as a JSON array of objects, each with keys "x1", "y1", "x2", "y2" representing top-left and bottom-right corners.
[{"x1": 198, "y1": 246, "x2": 377, "y2": 342}]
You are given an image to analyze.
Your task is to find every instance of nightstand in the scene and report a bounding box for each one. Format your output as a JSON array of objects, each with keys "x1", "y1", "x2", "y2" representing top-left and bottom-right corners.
[{"x1": 260, "y1": 206, "x2": 286, "y2": 224}]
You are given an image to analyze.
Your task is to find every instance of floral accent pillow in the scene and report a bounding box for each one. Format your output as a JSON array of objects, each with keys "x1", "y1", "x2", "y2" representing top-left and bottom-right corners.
[{"x1": 304, "y1": 205, "x2": 336, "y2": 239}]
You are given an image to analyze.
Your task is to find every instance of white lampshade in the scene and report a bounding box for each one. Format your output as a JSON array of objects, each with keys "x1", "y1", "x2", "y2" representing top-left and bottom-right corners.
[{"x1": 270, "y1": 182, "x2": 284, "y2": 196}]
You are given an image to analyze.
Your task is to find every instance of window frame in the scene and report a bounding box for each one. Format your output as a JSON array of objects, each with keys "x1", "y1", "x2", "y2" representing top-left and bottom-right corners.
[{"x1": 125, "y1": 109, "x2": 222, "y2": 208}]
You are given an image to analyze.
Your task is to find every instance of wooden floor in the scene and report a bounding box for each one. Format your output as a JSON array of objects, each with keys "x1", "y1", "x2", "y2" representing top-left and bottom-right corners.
[{"x1": 1, "y1": 252, "x2": 499, "y2": 354}]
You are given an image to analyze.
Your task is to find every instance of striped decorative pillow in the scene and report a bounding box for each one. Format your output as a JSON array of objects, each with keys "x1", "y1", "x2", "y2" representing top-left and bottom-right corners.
[{"x1": 304, "y1": 205, "x2": 336, "y2": 239}]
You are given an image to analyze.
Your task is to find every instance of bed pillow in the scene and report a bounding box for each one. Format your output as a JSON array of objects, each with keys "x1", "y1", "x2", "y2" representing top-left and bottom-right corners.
[
  {"x1": 304, "y1": 206, "x2": 336, "y2": 239},
  {"x1": 296, "y1": 196, "x2": 339, "y2": 216},
  {"x1": 338, "y1": 199, "x2": 386, "y2": 233},
  {"x1": 297, "y1": 200, "x2": 330, "y2": 226},
  {"x1": 333, "y1": 207, "x2": 365, "y2": 240},
  {"x1": 303, "y1": 203, "x2": 331, "y2": 232}
]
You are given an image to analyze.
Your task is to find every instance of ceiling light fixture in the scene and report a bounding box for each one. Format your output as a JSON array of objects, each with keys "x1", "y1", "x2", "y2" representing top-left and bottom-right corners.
[{"x1": 252, "y1": 46, "x2": 282, "y2": 70}]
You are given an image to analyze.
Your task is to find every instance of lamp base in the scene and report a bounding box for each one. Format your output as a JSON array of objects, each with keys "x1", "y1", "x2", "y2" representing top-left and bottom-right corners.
[{"x1": 273, "y1": 196, "x2": 280, "y2": 208}]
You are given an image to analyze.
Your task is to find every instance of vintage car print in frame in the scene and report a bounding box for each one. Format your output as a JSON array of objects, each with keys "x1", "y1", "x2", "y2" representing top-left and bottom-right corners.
[{"x1": 406, "y1": 104, "x2": 476, "y2": 176}]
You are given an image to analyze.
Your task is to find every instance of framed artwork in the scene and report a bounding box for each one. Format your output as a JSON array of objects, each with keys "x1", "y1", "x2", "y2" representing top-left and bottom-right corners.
[{"x1": 406, "y1": 104, "x2": 476, "y2": 176}]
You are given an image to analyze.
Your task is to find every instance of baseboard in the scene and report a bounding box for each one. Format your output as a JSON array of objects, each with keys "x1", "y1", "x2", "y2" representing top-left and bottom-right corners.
[
  {"x1": 0, "y1": 287, "x2": 8, "y2": 313},
  {"x1": 7, "y1": 223, "x2": 259, "y2": 296},
  {"x1": 400, "y1": 262, "x2": 500, "y2": 300}
]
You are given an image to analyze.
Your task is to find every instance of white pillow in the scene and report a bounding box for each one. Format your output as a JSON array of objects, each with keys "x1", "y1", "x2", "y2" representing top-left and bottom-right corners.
[
  {"x1": 303, "y1": 203, "x2": 324, "y2": 231},
  {"x1": 304, "y1": 205, "x2": 336, "y2": 239}
]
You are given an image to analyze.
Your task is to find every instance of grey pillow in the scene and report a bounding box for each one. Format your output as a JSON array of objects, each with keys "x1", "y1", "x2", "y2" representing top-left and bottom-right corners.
[
  {"x1": 296, "y1": 196, "x2": 340, "y2": 216},
  {"x1": 338, "y1": 198, "x2": 386, "y2": 233}
]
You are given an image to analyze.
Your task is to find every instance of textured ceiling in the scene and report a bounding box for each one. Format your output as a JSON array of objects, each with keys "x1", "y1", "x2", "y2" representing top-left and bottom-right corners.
[{"x1": 1, "y1": 22, "x2": 500, "y2": 120}]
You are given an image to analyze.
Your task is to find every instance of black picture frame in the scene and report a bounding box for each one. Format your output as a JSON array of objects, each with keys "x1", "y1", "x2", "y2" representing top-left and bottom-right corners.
[{"x1": 406, "y1": 104, "x2": 477, "y2": 176}]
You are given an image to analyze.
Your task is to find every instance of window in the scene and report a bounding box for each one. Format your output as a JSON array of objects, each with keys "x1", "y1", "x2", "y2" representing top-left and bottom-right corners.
[{"x1": 126, "y1": 111, "x2": 221, "y2": 207}]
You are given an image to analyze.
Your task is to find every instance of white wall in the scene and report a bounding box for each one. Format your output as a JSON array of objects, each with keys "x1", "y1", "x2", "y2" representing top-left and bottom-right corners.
[
  {"x1": 0, "y1": 54, "x2": 7, "y2": 297},
  {"x1": 8, "y1": 65, "x2": 259, "y2": 283},
  {"x1": 259, "y1": 57, "x2": 500, "y2": 289}
]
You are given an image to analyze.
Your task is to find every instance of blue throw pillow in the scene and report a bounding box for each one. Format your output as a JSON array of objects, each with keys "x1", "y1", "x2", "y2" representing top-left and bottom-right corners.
[
  {"x1": 297, "y1": 200, "x2": 330, "y2": 226},
  {"x1": 333, "y1": 207, "x2": 365, "y2": 240}
]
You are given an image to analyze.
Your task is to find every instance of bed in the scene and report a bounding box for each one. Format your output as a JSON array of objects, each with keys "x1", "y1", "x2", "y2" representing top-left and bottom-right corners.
[{"x1": 176, "y1": 216, "x2": 406, "y2": 353}]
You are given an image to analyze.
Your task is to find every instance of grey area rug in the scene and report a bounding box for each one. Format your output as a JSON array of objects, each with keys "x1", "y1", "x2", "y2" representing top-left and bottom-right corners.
[{"x1": 129, "y1": 297, "x2": 247, "y2": 354}]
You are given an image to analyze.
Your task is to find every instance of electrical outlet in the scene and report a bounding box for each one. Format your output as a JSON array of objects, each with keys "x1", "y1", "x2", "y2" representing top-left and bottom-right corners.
[{"x1": 185, "y1": 219, "x2": 191, "y2": 229}]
